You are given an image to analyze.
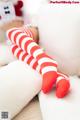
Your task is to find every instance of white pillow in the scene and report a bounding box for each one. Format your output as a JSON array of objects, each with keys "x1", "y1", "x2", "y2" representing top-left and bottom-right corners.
[
  {"x1": 0, "y1": 43, "x2": 16, "y2": 66},
  {"x1": 0, "y1": 60, "x2": 42, "y2": 119},
  {"x1": 38, "y1": 4, "x2": 80, "y2": 76}
]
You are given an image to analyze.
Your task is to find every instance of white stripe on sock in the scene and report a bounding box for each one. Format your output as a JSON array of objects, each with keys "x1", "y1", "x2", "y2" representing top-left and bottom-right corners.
[
  {"x1": 27, "y1": 42, "x2": 37, "y2": 54},
  {"x1": 36, "y1": 65, "x2": 41, "y2": 73},
  {"x1": 21, "y1": 37, "x2": 33, "y2": 50},
  {"x1": 11, "y1": 44, "x2": 16, "y2": 50},
  {"x1": 19, "y1": 51, "x2": 26, "y2": 60},
  {"x1": 14, "y1": 47, "x2": 21, "y2": 57},
  {"x1": 33, "y1": 49, "x2": 43, "y2": 58},
  {"x1": 24, "y1": 54, "x2": 31, "y2": 63},
  {"x1": 7, "y1": 28, "x2": 18, "y2": 40},
  {"x1": 38, "y1": 57, "x2": 57, "y2": 65},
  {"x1": 11, "y1": 30, "x2": 21, "y2": 43},
  {"x1": 42, "y1": 66, "x2": 57, "y2": 75},
  {"x1": 30, "y1": 59, "x2": 36, "y2": 67},
  {"x1": 57, "y1": 72, "x2": 68, "y2": 79},
  {"x1": 16, "y1": 33, "x2": 27, "y2": 46},
  {"x1": 56, "y1": 76, "x2": 64, "y2": 83}
]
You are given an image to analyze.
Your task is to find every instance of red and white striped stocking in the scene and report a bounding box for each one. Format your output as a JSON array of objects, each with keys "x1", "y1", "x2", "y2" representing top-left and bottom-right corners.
[
  {"x1": 11, "y1": 44, "x2": 41, "y2": 73},
  {"x1": 11, "y1": 44, "x2": 70, "y2": 98},
  {"x1": 56, "y1": 72, "x2": 70, "y2": 98},
  {"x1": 7, "y1": 27, "x2": 58, "y2": 93},
  {"x1": 7, "y1": 26, "x2": 70, "y2": 97}
]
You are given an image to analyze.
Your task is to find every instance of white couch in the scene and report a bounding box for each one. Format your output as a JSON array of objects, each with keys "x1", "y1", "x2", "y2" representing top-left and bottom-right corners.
[{"x1": 37, "y1": 4, "x2": 80, "y2": 120}]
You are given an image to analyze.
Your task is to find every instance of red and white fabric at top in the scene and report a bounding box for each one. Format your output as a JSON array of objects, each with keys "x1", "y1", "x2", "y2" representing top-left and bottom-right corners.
[{"x1": 0, "y1": 0, "x2": 23, "y2": 26}]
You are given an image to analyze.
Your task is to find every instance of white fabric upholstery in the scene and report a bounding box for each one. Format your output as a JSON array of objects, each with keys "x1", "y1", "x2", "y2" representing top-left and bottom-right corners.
[
  {"x1": 38, "y1": 4, "x2": 80, "y2": 120},
  {"x1": 38, "y1": 4, "x2": 80, "y2": 75},
  {"x1": 23, "y1": 0, "x2": 48, "y2": 26},
  {"x1": 0, "y1": 43, "x2": 16, "y2": 66},
  {"x1": 39, "y1": 76, "x2": 80, "y2": 120},
  {"x1": 0, "y1": 60, "x2": 42, "y2": 119}
]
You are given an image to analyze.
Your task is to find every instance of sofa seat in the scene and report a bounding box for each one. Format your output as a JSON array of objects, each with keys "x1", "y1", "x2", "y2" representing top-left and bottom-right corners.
[{"x1": 13, "y1": 96, "x2": 42, "y2": 120}]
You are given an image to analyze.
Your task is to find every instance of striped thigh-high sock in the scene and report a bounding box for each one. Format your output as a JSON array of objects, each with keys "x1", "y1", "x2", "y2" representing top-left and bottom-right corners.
[
  {"x1": 56, "y1": 72, "x2": 70, "y2": 98},
  {"x1": 7, "y1": 26, "x2": 58, "y2": 93},
  {"x1": 11, "y1": 44, "x2": 41, "y2": 73},
  {"x1": 11, "y1": 44, "x2": 70, "y2": 98}
]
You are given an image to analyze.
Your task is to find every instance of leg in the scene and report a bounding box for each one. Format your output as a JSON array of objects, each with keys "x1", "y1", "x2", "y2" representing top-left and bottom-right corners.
[
  {"x1": 11, "y1": 44, "x2": 40, "y2": 73},
  {"x1": 7, "y1": 26, "x2": 58, "y2": 93},
  {"x1": 11, "y1": 44, "x2": 70, "y2": 98}
]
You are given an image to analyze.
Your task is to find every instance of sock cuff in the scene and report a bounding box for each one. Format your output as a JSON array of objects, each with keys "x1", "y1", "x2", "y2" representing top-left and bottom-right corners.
[{"x1": 20, "y1": 25, "x2": 34, "y2": 39}]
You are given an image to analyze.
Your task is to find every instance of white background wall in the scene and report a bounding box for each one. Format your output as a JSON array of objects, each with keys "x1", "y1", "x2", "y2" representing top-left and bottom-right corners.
[{"x1": 23, "y1": 0, "x2": 48, "y2": 25}]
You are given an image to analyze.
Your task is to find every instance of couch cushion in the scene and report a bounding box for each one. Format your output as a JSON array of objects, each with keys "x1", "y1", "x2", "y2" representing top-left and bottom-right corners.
[
  {"x1": 0, "y1": 60, "x2": 42, "y2": 119},
  {"x1": 38, "y1": 4, "x2": 80, "y2": 75},
  {"x1": 13, "y1": 96, "x2": 42, "y2": 120},
  {"x1": 39, "y1": 76, "x2": 80, "y2": 120}
]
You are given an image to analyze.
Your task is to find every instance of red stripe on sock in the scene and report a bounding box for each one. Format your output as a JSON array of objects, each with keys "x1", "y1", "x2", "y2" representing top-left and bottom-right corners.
[
  {"x1": 41, "y1": 62, "x2": 57, "y2": 69},
  {"x1": 12, "y1": 45, "x2": 18, "y2": 54},
  {"x1": 36, "y1": 53, "x2": 51, "y2": 61},
  {"x1": 32, "y1": 61, "x2": 38, "y2": 69},
  {"x1": 14, "y1": 31, "x2": 22, "y2": 43},
  {"x1": 19, "y1": 35, "x2": 27, "y2": 48},
  {"x1": 17, "y1": 49, "x2": 23, "y2": 58},
  {"x1": 8, "y1": 29, "x2": 16, "y2": 42},
  {"x1": 27, "y1": 56, "x2": 34, "y2": 64},
  {"x1": 21, "y1": 52, "x2": 28, "y2": 61},
  {"x1": 24, "y1": 40, "x2": 33, "y2": 51},
  {"x1": 30, "y1": 46, "x2": 41, "y2": 56}
]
